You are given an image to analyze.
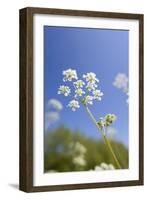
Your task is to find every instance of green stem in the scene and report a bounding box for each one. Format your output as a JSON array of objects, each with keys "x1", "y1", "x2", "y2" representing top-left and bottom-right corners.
[
  {"x1": 85, "y1": 106, "x2": 121, "y2": 169},
  {"x1": 103, "y1": 134, "x2": 121, "y2": 169}
]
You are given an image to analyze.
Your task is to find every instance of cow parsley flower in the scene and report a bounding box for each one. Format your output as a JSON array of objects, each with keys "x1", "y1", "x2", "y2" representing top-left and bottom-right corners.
[
  {"x1": 73, "y1": 80, "x2": 85, "y2": 88},
  {"x1": 48, "y1": 99, "x2": 63, "y2": 111},
  {"x1": 67, "y1": 100, "x2": 80, "y2": 111},
  {"x1": 93, "y1": 90, "x2": 103, "y2": 100},
  {"x1": 69, "y1": 141, "x2": 87, "y2": 155},
  {"x1": 113, "y1": 73, "x2": 129, "y2": 104},
  {"x1": 58, "y1": 85, "x2": 71, "y2": 96},
  {"x1": 113, "y1": 73, "x2": 128, "y2": 92},
  {"x1": 57, "y1": 69, "x2": 121, "y2": 169},
  {"x1": 83, "y1": 95, "x2": 93, "y2": 105},
  {"x1": 86, "y1": 82, "x2": 98, "y2": 91},
  {"x1": 63, "y1": 68, "x2": 78, "y2": 82},
  {"x1": 75, "y1": 88, "x2": 85, "y2": 97},
  {"x1": 83, "y1": 72, "x2": 99, "y2": 83},
  {"x1": 69, "y1": 141, "x2": 87, "y2": 166},
  {"x1": 58, "y1": 69, "x2": 103, "y2": 110},
  {"x1": 94, "y1": 163, "x2": 115, "y2": 171},
  {"x1": 73, "y1": 156, "x2": 86, "y2": 166}
]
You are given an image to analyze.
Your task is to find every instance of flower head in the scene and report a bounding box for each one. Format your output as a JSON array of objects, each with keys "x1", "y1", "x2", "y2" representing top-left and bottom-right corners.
[
  {"x1": 48, "y1": 99, "x2": 63, "y2": 110},
  {"x1": 58, "y1": 69, "x2": 103, "y2": 111},
  {"x1": 63, "y1": 69, "x2": 78, "y2": 82},
  {"x1": 86, "y1": 82, "x2": 98, "y2": 91},
  {"x1": 113, "y1": 73, "x2": 128, "y2": 93},
  {"x1": 75, "y1": 88, "x2": 85, "y2": 98},
  {"x1": 113, "y1": 73, "x2": 129, "y2": 105},
  {"x1": 73, "y1": 156, "x2": 86, "y2": 166},
  {"x1": 67, "y1": 100, "x2": 80, "y2": 111},
  {"x1": 94, "y1": 163, "x2": 115, "y2": 171},
  {"x1": 82, "y1": 95, "x2": 93, "y2": 105},
  {"x1": 93, "y1": 90, "x2": 103, "y2": 100},
  {"x1": 83, "y1": 72, "x2": 99, "y2": 83},
  {"x1": 74, "y1": 80, "x2": 85, "y2": 88},
  {"x1": 58, "y1": 85, "x2": 71, "y2": 96}
]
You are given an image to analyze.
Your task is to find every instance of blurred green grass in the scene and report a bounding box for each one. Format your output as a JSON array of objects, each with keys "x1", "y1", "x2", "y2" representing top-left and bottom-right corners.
[{"x1": 44, "y1": 126, "x2": 128, "y2": 172}]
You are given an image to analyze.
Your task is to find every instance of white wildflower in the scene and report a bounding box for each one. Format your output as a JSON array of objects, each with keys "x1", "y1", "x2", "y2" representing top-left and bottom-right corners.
[
  {"x1": 86, "y1": 82, "x2": 98, "y2": 91},
  {"x1": 94, "y1": 162, "x2": 115, "y2": 171},
  {"x1": 93, "y1": 90, "x2": 103, "y2": 100},
  {"x1": 83, "y1": 72, "x2": 99, "y2": 83},
  {"x1": 58, "y1": 85, "x2": 71, "y2": 96},
  {"x1": 63, "y1": 68, "x2": 78, "y2": 82},
  {"x1": 48, "y1": 99, "x2": 63, "y2": 111},
  {"x1": 45, "y1": 111, "x2": 59, "y2": 130},
  {"x1": 73, "y1": 80, "x2": 85, "y2": 88},
  {"x1": 74, "y1": 142, "x2": 87, "y2": 154},
  {"x1": 108, "y1": 164, "x2": 115, "y2": 170},
  {"x1": 46, "y1": 111, "x2": 59, "y2": 121},
  {"x1": 83, "y1": 95, "x2": 93, "y2": 105},
  {"x1": 113, "y1": 73, "x2": 128, "y2": 93},
  {"x1": 94, "y1": 166, "x2": 103, "y2": 171},
  {"x1": 69, "y1": 142, "x2": 87, "y2": 166},
  {"x1": 73, "y1": 155, "x2": 86, "y2": 166},
  {"x1": 67, "y1": 100, "x2": 80, "y2": 111},
  {"x1": 100, "y1": 162, "x2": 110, "y2": 170},
  {"x1": 58, "y1": 69, "x2": 103, "y2": 111},
  {"x1": 75, "y1": 88, "x2": 85, "y2": 97}
]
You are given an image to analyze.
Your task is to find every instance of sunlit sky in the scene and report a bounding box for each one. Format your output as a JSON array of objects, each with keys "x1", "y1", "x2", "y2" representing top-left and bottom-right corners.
[{"x1": 44, "y1": 26, "x2": 129, "y2": 146}]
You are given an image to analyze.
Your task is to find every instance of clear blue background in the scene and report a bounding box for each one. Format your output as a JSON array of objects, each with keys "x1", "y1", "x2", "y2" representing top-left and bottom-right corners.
[{"x1": 44, "y1": 26, "x2": 129, "y2": 146}]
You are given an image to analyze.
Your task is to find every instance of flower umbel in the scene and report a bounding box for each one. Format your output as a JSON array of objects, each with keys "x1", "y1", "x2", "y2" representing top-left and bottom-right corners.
[
  {"x1": 75, "y1": 88, "x2": 85, "y2": 98},
  {"x1": 58, "y1": 69, "x2": 103, "y2": 110},
  {"x1": 74, "y1": 80, "x2": 85, "y2": 88},
  {"x1": 113, "y1": 73, "x2": 129, "y2": 104},
  {"x1": 63, "y1": 68, "x2": 78, "y2": 82},
  {"x1": 93, "y1": 90, "x2": 103, "y2": 100},
  {"x1": 67, "y1": 100, "x2": 80, "y2": 111},
  {"x1": 83, "y1": 72, "x2": 99, "y2": 83},
  {"x1": 58, "y1": 85, "x2": 71, "y2": 96},
  {"x1": 86, "y1": 82, "x2": 98, "y2": 91},
  {"x1": 82, "y1": 95, "x2": 93, "y2": 105}
]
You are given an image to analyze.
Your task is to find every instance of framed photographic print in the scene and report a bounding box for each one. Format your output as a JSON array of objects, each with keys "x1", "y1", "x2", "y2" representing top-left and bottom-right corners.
[{"x1": 19, "y1": 7, "x2": 144, "y2": 192}]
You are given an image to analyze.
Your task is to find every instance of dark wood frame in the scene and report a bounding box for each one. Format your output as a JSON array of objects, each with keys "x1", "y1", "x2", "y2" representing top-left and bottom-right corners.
[{"x1": 19, "y1": 7, "x2": 144, "y2": 192}]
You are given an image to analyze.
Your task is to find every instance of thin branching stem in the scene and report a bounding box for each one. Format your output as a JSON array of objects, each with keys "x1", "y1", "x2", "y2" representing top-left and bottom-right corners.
[{"x1": 85, "y1": 105, "x2": 121, "y2": 169}]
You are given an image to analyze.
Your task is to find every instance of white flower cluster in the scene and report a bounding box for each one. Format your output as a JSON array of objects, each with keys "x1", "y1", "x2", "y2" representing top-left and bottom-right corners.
[
  {"x1": 63, "y1": 68, "x2": 78, "y2": 82},
  {"x1": 58, "y1": 85, "x2": 71, "y2": 96},
  {"x1": 113, "y1": 73, "x2": 129, "y2": 104},
  {"x1": 69, "y1": 142, "x2": 87, "y2": 166},
  {"x1": 45, "y1": 99, "x2": 63, "y2": 130},
  {"x1": 67, "y1": 99, "x2": 80, "y2": 111},
  {"x1": 48, "y1": 99, "x2": 63, "y2": 111},
  {"x1": 94, "y1": 162, "x2": 115, "y2": 171},
  {"x1": 58, "y1": 69, "x2": 103, "y2": 111}
]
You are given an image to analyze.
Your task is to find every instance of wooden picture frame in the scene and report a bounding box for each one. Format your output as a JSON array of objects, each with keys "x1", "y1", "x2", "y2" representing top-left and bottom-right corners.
[{"x1": 19, "y1": 7, "x2": 144, "y2": 192}]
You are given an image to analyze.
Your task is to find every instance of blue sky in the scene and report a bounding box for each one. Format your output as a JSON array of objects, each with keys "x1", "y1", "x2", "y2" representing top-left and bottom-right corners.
[{"x1": 44, "y1": 26, "x2": 129, "y2": 147}]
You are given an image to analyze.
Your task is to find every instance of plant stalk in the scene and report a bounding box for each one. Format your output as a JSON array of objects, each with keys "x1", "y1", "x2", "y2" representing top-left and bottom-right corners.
[{"x1": 85, "y1": 106, "x2": 121, "y2": 169}]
